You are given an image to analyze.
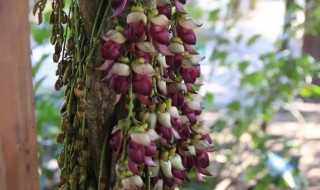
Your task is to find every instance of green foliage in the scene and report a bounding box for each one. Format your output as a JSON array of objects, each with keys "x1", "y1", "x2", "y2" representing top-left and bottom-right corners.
[{"x1": 185, "y1": 0, "x2": 318, "y2": 189}]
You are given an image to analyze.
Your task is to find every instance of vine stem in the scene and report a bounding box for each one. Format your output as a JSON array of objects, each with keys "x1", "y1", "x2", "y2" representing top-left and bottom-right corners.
[
  {"x1": 120, "y1": 72, "x2": 134, "y2": 162},
  {"x1": 86, "y1": 2, "x2": 111, "y2": 64},
  {"x1": 146, "y1": 166, "x2": 151, "y2": 190},
  {"x1": 89, "y1": 0, "x2": 105, "y2": 49},
  {"x1": 98, "y1": 129, "x2": 109, "y2": 190}
]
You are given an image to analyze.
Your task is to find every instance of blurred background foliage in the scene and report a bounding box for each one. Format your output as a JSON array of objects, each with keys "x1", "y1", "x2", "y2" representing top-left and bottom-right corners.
[{"x1": 30, "y1": 0, "x2": 320, "y2": 189}]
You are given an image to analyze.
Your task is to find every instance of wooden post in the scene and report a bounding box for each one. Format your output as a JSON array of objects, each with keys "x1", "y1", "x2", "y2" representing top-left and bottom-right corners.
[{"x1": 0, "y1": 1, "x2": 39, "y2": 190}]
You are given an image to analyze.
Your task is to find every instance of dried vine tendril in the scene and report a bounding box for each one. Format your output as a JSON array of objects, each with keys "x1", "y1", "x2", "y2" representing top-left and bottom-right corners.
[
  {"x1": 34, "y1": 0, "x2": 111, "y2": 189},
  {"x1": 34, "y1": 0, "x2": 214, "y2": 189}
]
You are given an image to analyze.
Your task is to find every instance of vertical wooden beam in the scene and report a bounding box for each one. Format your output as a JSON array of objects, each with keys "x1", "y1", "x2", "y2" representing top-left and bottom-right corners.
[{"x1": 0, "y1": 1, "x2": 39, "y2": 190}]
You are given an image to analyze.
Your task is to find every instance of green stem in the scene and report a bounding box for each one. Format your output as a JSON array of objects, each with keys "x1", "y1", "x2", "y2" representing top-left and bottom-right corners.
[
  {"x1": 98, "y1": 130, "x2": 109, "y2": 189},
  {"x1": 73, "y1": 1, "x2": 81, "y2": 65},
  {"x1": 146, "y1": 166, "x2": 151, "y2": 190},
  {"x1": 89, "y1": 0, "x2": 105, "y2": 49},
  {"x1": 86, "y1": 3, "x2": 111, "y2": 63}
]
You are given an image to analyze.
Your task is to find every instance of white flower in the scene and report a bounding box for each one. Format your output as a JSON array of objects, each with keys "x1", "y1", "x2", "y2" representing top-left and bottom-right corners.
[
  {"x1": 156, "y1": 53, "x2": 169, "y2": 68},
  {"x1": 169, "y1": 154, "x2": 185, "y2": 170},
  {"x1": 157, "y1": 80, "x2": 167, "y2": 94},
  {"x1": 182, "y1": 54, "x2": 205, "y2": 68},
  {"x1": 111, "y1": 63, "x2": 131, "y2": 76},
  {"x1": 122, "y1": 175, "x2": 144, "y2": 189},
  {"x1": 151, "y1": 14, "x2": 170, "y2": 26},
  {"x1": 193, "y1": 140, "x2": 213, "y2": 150},
  {"x1": 168, "y1": 42, "x2": 185, "y2": 54},
  {"x1": 132, "y1": 62, "x2": 156, "y2": 76},
  {"x1": 168, "y1": 106, "x2": 180, "y2": 118},
  {"x1": 147, "y1": 113, "x2": 157, "y2": 129},
  {"x1": 160, "y1": 160, "x2": 173, "y2": 177},
  {"x1": 150, "y1": 159, "x2": 160, "y2": 177},
  {"x1": 127, "y1": 12, "x2": 147, "y2": 25},
  {"x1": 179, "y1": 145, "x2": 196, "y2": 156},
  {"x1": 180, "y1": 115, "x2": 189, "y2": 124},
  {"x1": 179, "y1": 18, "x2": 202, "y2": 29},
  {"x1": 157, "y1": 111, "x2": 172, "y2": 128},
  {"x1": 136, "y1": 41, "x2": 157, "y2": 53},
  {"x1": 154, "y1": 179, "x2": 164, "y2": 190},
  {"x1": 102, "y1": 30, "x2": 126, "y2": 44},
  {"x1": 146, "y1": 129, "x2": 161, "y2": 141},
  {"x1": 130, "y1": 129, "x2": 160, "y2": 146}
]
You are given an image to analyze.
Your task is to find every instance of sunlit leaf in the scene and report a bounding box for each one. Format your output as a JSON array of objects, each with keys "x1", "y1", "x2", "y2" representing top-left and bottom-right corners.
[{"x1": 247, "y1": 34, "x2": 261, "y2": 47}]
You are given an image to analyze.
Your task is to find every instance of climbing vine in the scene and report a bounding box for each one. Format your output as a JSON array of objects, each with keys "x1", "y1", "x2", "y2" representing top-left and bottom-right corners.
[{"x1": 34, "y1": 0, "x2": 212, "y2": 189}]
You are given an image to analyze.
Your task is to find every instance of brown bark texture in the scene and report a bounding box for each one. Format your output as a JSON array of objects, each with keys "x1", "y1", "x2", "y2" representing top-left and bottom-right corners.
[
  {"x1": 79, "y1": 0, "x2": 118, "y2": 187},
  {"x1": 0, "y1": 1, "x2": 39, "y2": 190}
]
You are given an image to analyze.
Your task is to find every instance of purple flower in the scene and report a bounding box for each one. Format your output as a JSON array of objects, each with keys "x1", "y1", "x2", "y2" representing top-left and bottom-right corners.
[
  {"x1": 170, "y1": 92, "x2": 185, "y2": 108},
  {"x1": 176, "y1": 24, "x2": 196, "y2": 45},
  {"x1": 125, "y1": 22, "x2": 146, "y2": 42},
  {"x1": 100, "y1": 40, "x2": 123, "y2": 60},
  {"x1": 157, "y1": 5, "x2": 172, "y2": 19},
  {"x1": 180, "y1": 65, "x2": 200, "y2": 83},
  {"x1": 133, "y1": 74, "x2": 153, "y2": 96}
]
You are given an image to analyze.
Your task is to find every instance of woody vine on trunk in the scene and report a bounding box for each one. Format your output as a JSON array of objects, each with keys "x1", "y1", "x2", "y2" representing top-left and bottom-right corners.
[{"x1": 34, "y1": 0, "x2": 214, "y2": 189}]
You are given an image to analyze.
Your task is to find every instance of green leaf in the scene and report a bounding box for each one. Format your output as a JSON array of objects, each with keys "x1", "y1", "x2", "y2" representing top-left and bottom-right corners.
[
  {"x1": 205, "y1": 93, "x2": 214, "y2": 105},
  {"x1": 245, "y1": 163, "x2": 266, "y2": 181},
  {"x1": 247, "y1": 34, "x2": 261, "y2": 47},
  {"x1": 241, "y1": 72, "x2": 264, "y2": 85},
  {"x1": 209, "y1": 9, "x2": 220, "y2": 21},
  {"x1": 235, "y1": 34, "x2": 243, "y2": 43},
  {"x1": 238, "y1": 61, "x2": 249, "y2": 72},
  {"x1": 33, "y1": 54, "x2": 49, "y2": 77},
  {"x1": 34, "y1": 76, "x2": 46, "y2": 93},
  {"x1": 228, "y1": 101, "x2": 241, "y2": 111},
  {"x1": 217, "y1": 38, "x2": 230, "y2": 45},
  {"x1": 310, "y1": 84, "x2": 320, "y2": 96}
]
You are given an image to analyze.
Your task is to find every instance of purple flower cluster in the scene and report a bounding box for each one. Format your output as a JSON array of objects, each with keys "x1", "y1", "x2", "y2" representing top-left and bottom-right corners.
[{"x1": 99, "y1": 0, "x2": 214, "y2": 189}]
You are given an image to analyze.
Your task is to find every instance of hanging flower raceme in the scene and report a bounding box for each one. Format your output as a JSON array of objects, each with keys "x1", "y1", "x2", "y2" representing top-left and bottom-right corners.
[{"x1": 96, "y1": 1, "x2": 214, "y2": 189}]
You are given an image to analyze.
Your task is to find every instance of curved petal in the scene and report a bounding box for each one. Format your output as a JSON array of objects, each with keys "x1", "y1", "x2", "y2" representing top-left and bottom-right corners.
[
  {"x1": 103, "y1": 30, "x2": 126, "y2": 43},
  {"x1": 132, "y1": 62, "x2": 156, "y2": 75},
  {"x1": 111, "y1": 0, "x2": 128, "y2": 18},
  {"x1": 127, "y1": 11, "x2": 147, "y2": 25},
  {"x1": 144, "y1": 156, "x2": 158, "y2": 167},
  {"x1": 122, "y1": 175, "x2": 144, "y2": 189},
  {"x1": 136, "y1": 41, "x2": 157, "y2": 53},
  {"x1": 160, "y1": 160, "x2": 173, "y2": 178},
  {"x1": 128, "y1": 158, "x2": 140, "y2": 175},
  {"x1": 179, "y1": 18, "x2": 202, "y2": 29},
  {"x1": 112, "y1": 63, "x2": 131, "y2": 76},
  {"x1": 168, "y1": 42, "x2": 185, "y2": 54},
  {"x1": 131, "y1": 133, "x2": 151, "y2": 146},
  {"x1": 151, "y1": 14, "x2": 170, "y2": 26},
  {"x1": 156, "y1": 43, "x2": 175, "y2": 56},
  {"x1": 174, "y1": 0, "x2": 186, "y2": 13}
]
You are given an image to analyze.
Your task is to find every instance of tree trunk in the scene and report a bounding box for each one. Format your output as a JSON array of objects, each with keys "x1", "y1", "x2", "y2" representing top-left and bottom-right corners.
[
  {"x1": 78, "y1": 0, "x2": 118, "y2": 187},
  {"x1": 0, "y1": 1, "x2": 39, "y2": 190}
]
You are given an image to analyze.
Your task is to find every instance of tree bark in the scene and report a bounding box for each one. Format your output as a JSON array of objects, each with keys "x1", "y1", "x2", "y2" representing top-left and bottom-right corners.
[
  {"x1": 0, "y1": 1, "x2": 39, "y2": 190},
  {"x1": 78, "y1": 0, "x2": 118, "y2": 187}
]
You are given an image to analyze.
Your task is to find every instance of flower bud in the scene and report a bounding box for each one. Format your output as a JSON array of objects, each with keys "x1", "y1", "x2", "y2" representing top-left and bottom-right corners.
[
  {"x1": 157, "y1": 111, "x2": 172, "y2": 128},
  {"x1": 169, "y1": 154, "x2": 185, "y2": 170},
  {"x1": 160, "y1": 160, "x2": 173, "y2": 178},
  {"x1": 122, "y1": 175, "x2": 144, "y2": 189}
]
